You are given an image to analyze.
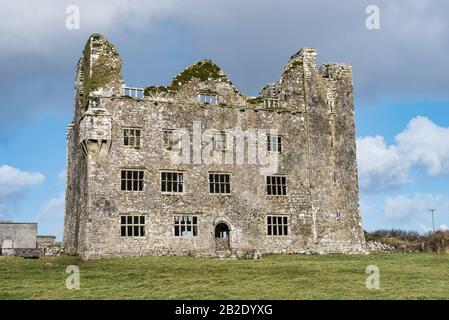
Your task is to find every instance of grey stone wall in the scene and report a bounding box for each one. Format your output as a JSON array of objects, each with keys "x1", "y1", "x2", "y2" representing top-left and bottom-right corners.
[
  {"x1": 1, "y1": 248, "x2": 44, "y2": 258},
  {"x1": 64, "y1": 34, "x2": 366, "y2": 260},
  {"x1": 37, "y1": 235, "x2": 56, "y2": 248},
  {"x1": 0, "y1": 223, "x2": 37, "y2": 249}
]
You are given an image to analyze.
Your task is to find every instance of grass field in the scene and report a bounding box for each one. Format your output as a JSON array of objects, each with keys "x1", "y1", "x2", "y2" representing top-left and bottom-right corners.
[{"x1": 0, "y1": 253, "x2": 448, "y2": 299}]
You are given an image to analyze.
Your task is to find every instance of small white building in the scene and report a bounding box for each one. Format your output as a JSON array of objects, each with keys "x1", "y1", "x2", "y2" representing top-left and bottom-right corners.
[
  {"x1": 0, "y1": 222, "x2": 55, "y2": 258},
  {"x1": 0, "y1": 222, "x2": 37, "y2": 249}
]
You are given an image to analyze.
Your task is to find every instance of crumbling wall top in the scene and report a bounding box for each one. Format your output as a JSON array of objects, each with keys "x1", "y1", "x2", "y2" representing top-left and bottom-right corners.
[{"x1": 80, "y1": 33, "x2": 123, "y2": 105}]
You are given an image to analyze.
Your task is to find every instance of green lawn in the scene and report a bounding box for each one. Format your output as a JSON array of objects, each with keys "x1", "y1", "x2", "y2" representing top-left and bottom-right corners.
[{"x1": 0, "y1": 254, "x2": 448, "y2": 299}]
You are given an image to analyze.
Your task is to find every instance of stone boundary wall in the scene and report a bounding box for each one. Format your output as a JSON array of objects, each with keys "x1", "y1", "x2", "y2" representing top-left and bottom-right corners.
[{"x1": 1, "y1": 248, "x2": 45, "y2": 258}]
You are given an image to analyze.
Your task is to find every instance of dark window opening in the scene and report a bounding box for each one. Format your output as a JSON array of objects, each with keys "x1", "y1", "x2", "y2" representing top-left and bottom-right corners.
[
  {"x1": 215, "y1": 222, "x2": 230, "y2": 238},
  {"x1": 266, "y1": 176, "x2": 287, "y2": 196},
  {"x1": 120, "y1": 170, "x2": 144, "y2": 191},
  {"x1": 267, "y1": 215, "x2": 288, "y2": 236},
  {"x1": 120, "y1": 215, "x2": 145, "y2": 237},
  {"x1": 123, "y1": 128, "x2": 141, "y2": 148},
  {"x1": 161, "y1": 171, "x2": 184, "y2": 193},
  {"x1": 209, "y1": 173, "x2": 230, "y2": 194},
  {"x1": 174, "y1": 216, "x2": 198, "y2": 237}
]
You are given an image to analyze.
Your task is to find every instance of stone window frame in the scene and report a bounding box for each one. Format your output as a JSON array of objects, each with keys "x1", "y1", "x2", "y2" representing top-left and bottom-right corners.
[
  {"x1": 123, "y1": 127, "x2": 142, "y2": 149},
  {"x1": 123, "y1": 87, "x2": 144, "y2": 99},
  {"x1": 160, "y1": 170, "x2": 185, "y2": 194},
  {"x1": 208, "y1": 172, "x2": 231, "y2": 195},
  {"x1": 173, "y1": 215, "x2": 198, "y2": 237},
  {"x1": 266, "y1": 215, "x2": 289, "y2": 236},
  {"x1": 120, "y1": 215, "x2": 146, "y2": 237},
  {"x1": 120, "y1": 169, "x2": 145, "y2": 192},
  {"x1": 266, "y1": 175, "x2": 287, "y2": 196},
  {"x1": 267, "y1": 134, "x2": 282, "y2": 153},
  {"x1": 198, "y1": 93, "x2": 218, "y2": 105},
  {"x1": 212, "y1": 131, "x2": 227, "y2": 152},
  {"x1": 162, "y1": 128, "x2": 181, "y2": 151},
  {"x1": 264, "y1": 98, "x2": 279, "y2": 109}
]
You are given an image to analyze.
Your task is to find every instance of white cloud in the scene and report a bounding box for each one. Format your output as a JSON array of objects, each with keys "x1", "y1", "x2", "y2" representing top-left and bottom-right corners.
[
  {"x1": 359, "y1": 199, "x2": 373, "y2": 217},
  {"x1": 37, "y1": 192, "x2": 65, "y2": 240},
  {"x1": 381, "y1": 193, "x2": 449, "y2": 226},
  {"x1": 38, "y1": 192, "x2": 65, "y2": 221},
  {"x1": 0, "y1": 165, "x2": 44, "y2": 197},
  {"x1": 0, "y1": 165, "x2": 44, "y2": 220},
  {"x1": 357, "y1": 116, "x2": 449, "y2": 193},
  {"x1": 417, "y1": 223, "x2": 449, "y2": 234},
  {"x1": 357, "y1": 135, "x2": 409, "y2": 193},
  {"x1": 396, "y1": 116, "x2": 449, "y2": 176},
  {"x1": 0, "y1": 0, "x2": 179, "y2": 60}
]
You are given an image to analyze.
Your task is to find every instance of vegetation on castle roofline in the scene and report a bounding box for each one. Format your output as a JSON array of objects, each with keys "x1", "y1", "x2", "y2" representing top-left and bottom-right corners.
[
  {"x1": 171, "y1": 60, "x2": 226, "y2": 90},
  {"x1": 144, "y1": 85, "x2": 169, "y2": 96},
  {"x1": 144, "y1": 60, "x2": 227, "y2": 96},
  {"x1": 82, "y1": 36, "x2": 121, "y2": 106},
  {"x1": 247, "y1": 96, "x2": 263, "y2": 105},
  {"x1": 283, "y1": 60, "x2": 301, "y2": 76}
]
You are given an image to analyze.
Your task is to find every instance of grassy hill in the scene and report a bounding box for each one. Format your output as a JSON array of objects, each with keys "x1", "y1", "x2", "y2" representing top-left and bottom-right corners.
[{"x1": 1, "y1": 253, "x2": 448, "y2": 299}]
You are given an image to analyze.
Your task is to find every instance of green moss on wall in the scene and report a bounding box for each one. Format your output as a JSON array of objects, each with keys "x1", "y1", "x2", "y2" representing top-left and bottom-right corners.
[
  {"x1": 144, "y1": 60, "x2": 227, "y2": 97},
  {"x1": 144, "y1": 85, "x2": 169, "y2": 96},
  {"x1": 92, "y1": 109, "x2": 105, "y2": 116},
  {"x1": 247, "y1": 97, "x2": 263, "y2": 105},
  {"x1": 283, "y1": 60, "x2": 301, "y2": 76},
  {"x1": 171, "y1": 60, "x2": 225, "y2": 90},
  {"x1": 82, "y1": 38, "x2": 121, "y2": 106}
]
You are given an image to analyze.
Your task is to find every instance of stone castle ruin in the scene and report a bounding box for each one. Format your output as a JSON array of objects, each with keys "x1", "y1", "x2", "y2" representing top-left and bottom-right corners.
[{"x1": 63, "y1": 33, "x2": 365, "y2": 260}]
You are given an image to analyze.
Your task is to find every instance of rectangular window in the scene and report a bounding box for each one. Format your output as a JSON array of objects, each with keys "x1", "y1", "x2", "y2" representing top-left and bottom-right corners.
[
  {"x1": 198, "y1": 93, "x2": 217, "y2": 105},
  {"x1": 174, "y1": 216, "x2": 198, "y2": 237},
  {"x1": 264, "y1": 98, "x2": 279, "y2": 109},
  {"x1": 267, "y1": 215, "x2": 289, "y2": 236},
  {"x1": 120, "y1": 215, "x2": 145, "y2": 237},
  {"x1": 120, "y1": 170, "x2": 144, "y2": 191},
  {"x1": 267, "y1": 134, "x2": 282, "y2": 152},
  {"x1": 163, "y1": 129, "x2": 180, "y2": 151},
  {"x1": 161, "y1": 171, "x2": 184, "y2": 193},
  {"x1": 209, "y1": 173, "x2": 230, "y2": 194},
  {"x1": 212, "y1": 132, "x2": 227, "y2": 151},
  {"x1": 123, "y1": 87, "x2": 144, "y2": 99},
  {"x1": 123, "y1": 128, "x2": 141, "y2": 148},
  {"x1": 266, "y1": 176, "x2": 287, "y2": 196}
]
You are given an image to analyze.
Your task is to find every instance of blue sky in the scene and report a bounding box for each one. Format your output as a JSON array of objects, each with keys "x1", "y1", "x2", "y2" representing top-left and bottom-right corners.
[{"x1": 1, "y1": 0, "x2": 448, "y2": 239}]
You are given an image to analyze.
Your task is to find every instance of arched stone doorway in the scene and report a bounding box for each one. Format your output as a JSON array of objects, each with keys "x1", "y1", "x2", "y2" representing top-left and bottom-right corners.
[{"x1": 214, "y1": 222, "x2": 230, "y2": 251}]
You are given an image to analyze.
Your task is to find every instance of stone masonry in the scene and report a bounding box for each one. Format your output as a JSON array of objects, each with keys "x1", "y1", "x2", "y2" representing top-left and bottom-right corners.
[
  {"x1": 0, "y1": 222, "x2": 45, "y2": 258},
  {"x1": 0, "y1": 222, "x2": 37, "y2": 249},
  {"x1": 63, "y1": 33, "x2": 366, "y2": 260}
]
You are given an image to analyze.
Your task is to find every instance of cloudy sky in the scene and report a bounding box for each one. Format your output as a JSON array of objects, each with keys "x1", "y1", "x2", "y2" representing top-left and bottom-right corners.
[{"x1": 0, "y1": 0, "x2": 448, "y2": 239}]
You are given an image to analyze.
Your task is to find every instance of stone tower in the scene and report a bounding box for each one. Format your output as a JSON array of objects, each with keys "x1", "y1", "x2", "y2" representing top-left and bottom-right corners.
[{"x1": 63, "y1": 34, "x2": 365, "y2": 260}]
